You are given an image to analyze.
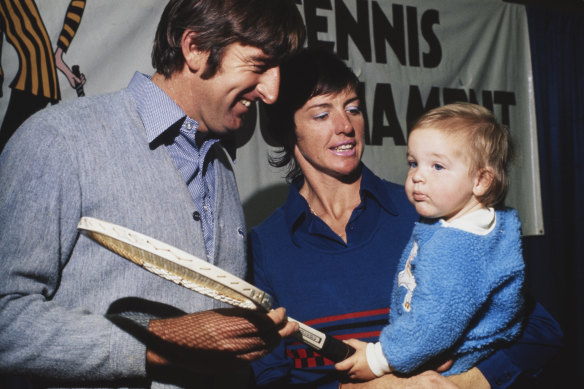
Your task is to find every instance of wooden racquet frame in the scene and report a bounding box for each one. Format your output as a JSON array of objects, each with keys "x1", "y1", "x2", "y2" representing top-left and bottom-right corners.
[{"x1": 77, "y1": 216, "x2": 355, "y2": 362}]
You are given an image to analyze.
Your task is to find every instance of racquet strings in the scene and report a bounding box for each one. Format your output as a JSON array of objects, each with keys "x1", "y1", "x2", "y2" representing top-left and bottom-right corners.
[{"x1": 79, "y1": 218, "x2": 267, "y2": 311}]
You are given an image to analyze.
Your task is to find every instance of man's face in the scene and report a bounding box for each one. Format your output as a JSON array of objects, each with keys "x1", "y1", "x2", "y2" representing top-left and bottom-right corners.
[{"x1": 192, "y1": 43, "x2": 280, "y2": 135}]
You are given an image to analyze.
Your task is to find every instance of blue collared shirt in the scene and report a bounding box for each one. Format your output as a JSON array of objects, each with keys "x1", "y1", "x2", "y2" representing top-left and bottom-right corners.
[
  {"x1": 127, "y1": 72, "x2": 218, "y2": 260},
  {"x1": 252, "y1": 164, "x2": 562, "y2": 388},
  {"x1": 286, "y1": 164, "x2": 399, "y2": 249}
]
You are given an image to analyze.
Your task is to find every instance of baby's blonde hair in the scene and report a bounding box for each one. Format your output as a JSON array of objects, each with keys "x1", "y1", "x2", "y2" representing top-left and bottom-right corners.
[{"x1": 410, "y1": 102, "x2": 514, "y2": 207}]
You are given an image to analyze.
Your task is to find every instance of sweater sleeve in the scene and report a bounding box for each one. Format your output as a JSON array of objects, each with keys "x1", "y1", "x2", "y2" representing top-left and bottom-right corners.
[
  {"x1": 0, "y1": 118, "x2": 147, "y2": 382},
  {"x1": 380, "y1": 226, "x2": 500, "y2": 373},
  {"x1": 57, "y1": 0, "x2": 86, "y2": 52},
  {"x1": 250, "y1": 228, "x2": 293, "y2": 386}
]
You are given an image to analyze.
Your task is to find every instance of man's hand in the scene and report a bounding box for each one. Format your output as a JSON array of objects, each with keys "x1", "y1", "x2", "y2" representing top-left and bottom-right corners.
[{"x1": 146, "y1": 307, "x2": 296, "y2": 373}]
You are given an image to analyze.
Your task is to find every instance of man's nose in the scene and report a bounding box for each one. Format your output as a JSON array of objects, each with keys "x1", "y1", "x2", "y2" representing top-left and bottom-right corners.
[{"x1": 256, "y1": 66, "x2": 280, "y2": 105}]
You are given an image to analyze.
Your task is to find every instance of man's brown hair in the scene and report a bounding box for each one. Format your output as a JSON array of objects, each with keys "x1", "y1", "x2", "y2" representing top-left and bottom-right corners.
[{"x1": 152, "y1": 0, "x2": 306, "y2": 79}]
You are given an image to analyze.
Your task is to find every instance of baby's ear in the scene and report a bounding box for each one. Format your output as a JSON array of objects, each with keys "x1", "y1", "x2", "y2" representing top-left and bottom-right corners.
[{"x1": 473, "y1": 168, "x2": 494, "y2": 197}]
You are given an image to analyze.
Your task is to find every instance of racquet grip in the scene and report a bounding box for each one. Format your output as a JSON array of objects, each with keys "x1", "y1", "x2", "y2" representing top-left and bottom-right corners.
[
  {"x1": 320, "y1": 334, "x2": 356, "y2": 362},
  {"x1": 289, "y1": 318, "x2": 355, "y2": 362}
]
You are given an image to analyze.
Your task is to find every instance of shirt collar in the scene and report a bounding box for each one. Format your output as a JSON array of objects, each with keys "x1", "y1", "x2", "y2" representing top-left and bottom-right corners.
[
  {"x1": 127, "y1": 72, "x2": 187, "y2": 144},
  {"x1": 359, "y1": 164, "x2": 398, "y2": 215},
  {"x1": 440, "y1": 207, "x2": 496, "y2": 235},
  {"x1": 127, "y1": 72, "x2": 236, "y2": 159},
  {"x1": 283, "y1": 164, "x2": 399, "y2": 235}
]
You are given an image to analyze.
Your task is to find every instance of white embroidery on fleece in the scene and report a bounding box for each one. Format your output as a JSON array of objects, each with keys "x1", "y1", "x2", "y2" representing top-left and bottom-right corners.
[{"x1": 398, "y1": 241, "x2": 418, "y2": 311}]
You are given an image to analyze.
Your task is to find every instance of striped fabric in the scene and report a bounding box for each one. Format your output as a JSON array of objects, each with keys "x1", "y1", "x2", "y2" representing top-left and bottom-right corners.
[
  {"x1": 286, "y1": 308, "x2": 390, "y2": 368},
  {"x1": 166, "y1": 117, "x2": 218, "y2": 260},
  {"x1": 57, "y1": 0, "x2": 85, "y2": 51},
  {"x1": 0, "y1": 0, "x2": 86, "y2": 101},
  {"x1": 128, "y1": 72, "x2": 219, "y2": 260}
]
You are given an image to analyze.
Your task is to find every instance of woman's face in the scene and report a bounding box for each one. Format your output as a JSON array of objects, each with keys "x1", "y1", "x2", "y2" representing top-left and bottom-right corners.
[{"x1": 292, "y1": 87, "x2": 365, "y2": 181}]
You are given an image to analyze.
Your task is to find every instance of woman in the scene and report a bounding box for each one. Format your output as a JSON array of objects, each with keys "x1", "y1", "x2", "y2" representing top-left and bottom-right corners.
[{"x1": 250, "y1": 48, "x2": 562, "y2": 388}]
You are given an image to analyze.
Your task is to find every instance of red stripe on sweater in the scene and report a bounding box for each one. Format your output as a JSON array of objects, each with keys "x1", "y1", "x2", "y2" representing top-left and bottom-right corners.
[
  {"x1": 303, "y1": 308, "x2": 390, "y2": 326},
  {"x1": 336, "y1": 330, "x2": 381, "y2": 340}
]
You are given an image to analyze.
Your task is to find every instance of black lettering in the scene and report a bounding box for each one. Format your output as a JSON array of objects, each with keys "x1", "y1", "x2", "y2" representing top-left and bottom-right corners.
[
  {"x1": 421, "y1": 9, "x2": 441, "y2": 68},
  {"x1": 406, "y1": 6, "x2": 419, "y2": 67},
  {"x1": 372, "y1": 2, "x2": 406, "y2": 65},
  {"x1": 371, "y1": 83, "x2": 405, "y2": 146},
  {"x1": 494, "y1": 91, "x2": 516, "y2": 126},
  {"x1": 469, "y1": 89, "x2": 495, "y2": 113},
  {"x1": 335, "y1": 0, "x2": 371, "y2": 61},
  {"x1": 443, "y1": 88, "x2": 468, "y2": 104},
  {"x1": 406, "y1": 85, "x2": 440, "y2": 135},
  {"x1": 303, "y1": 0, "x2": 335, "y2": 51}
]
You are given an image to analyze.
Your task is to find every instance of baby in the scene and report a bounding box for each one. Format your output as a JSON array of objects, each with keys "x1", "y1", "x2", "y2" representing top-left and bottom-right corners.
[{"x1": 336, "y1": 102, "x2": 525, "y2": 379}]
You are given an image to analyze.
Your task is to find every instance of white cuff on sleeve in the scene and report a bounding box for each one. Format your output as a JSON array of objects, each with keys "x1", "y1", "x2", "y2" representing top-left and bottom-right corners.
[{"x1": 366, "y1": 342, "x2": 392, "y2": 377}]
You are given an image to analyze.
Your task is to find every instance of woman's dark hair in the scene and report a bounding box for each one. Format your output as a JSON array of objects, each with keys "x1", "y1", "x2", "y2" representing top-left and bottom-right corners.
[
  {"x1": 152, "y1": 0, "x2": 306, "y2": 79},
  {"x1": 265, "y1": 48, "x2": 360, "y2": 183}
]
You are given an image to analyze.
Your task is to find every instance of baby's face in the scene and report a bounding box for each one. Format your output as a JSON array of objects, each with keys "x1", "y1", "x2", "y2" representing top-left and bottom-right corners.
[{"x1": 405, "y1": 127, "x2": 481, "y2": 222}]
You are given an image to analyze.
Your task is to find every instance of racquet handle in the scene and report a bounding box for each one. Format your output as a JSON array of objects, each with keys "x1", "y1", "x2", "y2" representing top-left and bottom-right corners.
[
  {"x1": 288, "y1": 317, "x2": 355, "y2": 362},
  {"x1": 321, "y1": 333, "x2": 356, "y2": 362},
  {"x1": 72, "y1": 65, "x2": 85, "y2": 97}
]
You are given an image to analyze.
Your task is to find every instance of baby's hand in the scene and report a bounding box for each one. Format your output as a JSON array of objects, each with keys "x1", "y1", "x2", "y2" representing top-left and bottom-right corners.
[{"x1": 334, "y1": 339, "x2": 377, "y2": 381}]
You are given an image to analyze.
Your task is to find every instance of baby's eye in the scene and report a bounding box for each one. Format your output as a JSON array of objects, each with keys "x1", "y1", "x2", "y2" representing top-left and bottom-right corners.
[
  {"x1": 408, "y1": 160, "x2": 418, "y2": 168},
  {"x1": 433, "y1": 163, "x2": 444, "y2": 171}
]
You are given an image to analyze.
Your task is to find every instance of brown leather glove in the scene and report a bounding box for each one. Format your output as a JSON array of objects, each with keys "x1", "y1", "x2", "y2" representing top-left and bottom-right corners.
[{"x1": 146, "y1": 307, "x2": 284, "y2": 373}]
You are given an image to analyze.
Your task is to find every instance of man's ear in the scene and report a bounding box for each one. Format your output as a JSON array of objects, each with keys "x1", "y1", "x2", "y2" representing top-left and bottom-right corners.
[
  {"x1": 473, "y1": 168, "x2": 494, "y2": 197},
  {"x1": 181, "y1": 30, "x2": 207, "y2": 72}
]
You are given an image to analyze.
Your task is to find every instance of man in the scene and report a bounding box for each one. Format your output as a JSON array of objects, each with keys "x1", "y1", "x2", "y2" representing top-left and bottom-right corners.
[{"x1": 0, "y1": 0, "x2": 305, "y2": 388}]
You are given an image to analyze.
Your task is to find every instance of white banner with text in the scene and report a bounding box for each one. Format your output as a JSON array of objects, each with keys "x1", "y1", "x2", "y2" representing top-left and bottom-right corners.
[{"x1": 0, "y1": 0, "x2": 543, "y2": 234}]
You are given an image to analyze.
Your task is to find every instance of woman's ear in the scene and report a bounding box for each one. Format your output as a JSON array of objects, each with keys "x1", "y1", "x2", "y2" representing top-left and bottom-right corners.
[
  {"x1": 181, "y1": 30, "x2": 207, "y2": 72},
  {"x1": 473, "y1": 168, "x2": 494, "y2": 197}
]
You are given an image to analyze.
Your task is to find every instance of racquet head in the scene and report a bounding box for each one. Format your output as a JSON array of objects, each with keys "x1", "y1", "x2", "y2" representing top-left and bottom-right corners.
[{"x1": 77, "y1": 217, "x2": 273, "y2": 312}]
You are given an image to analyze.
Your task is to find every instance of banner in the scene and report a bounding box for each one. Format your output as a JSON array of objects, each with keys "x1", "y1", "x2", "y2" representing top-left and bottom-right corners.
[{"x1": 0, "y1": 0, "x2": 544, "y2": 235}]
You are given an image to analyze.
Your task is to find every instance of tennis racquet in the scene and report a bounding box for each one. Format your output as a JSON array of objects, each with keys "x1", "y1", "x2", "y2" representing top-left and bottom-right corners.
[{"x1": 77, "y1": 216, "x2": 355, "y2": 362}]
